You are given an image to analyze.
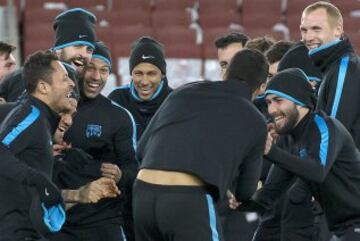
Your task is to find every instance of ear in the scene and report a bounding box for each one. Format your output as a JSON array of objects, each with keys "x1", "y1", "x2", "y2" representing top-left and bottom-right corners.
[
  {"x1": 334, "y1": 24, "x2": 343, "y2": 39},
  {"x1": 251, "y1": 85, "x2": 265, "y2": 101},
  {"x1": 37, "y1": 80, "x2": 50, "y2": 95},
  {"x1": 52, "y1": 49, "x2": 62, "y2": 59},
  {"x1": 259, "y1": 83, "x2": 267, "y2": 94}
]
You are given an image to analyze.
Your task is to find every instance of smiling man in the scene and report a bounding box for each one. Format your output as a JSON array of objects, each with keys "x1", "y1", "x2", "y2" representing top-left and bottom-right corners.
[
  {"x1": 0, "y1": 51, "x2": 75, "y2": 240},
  {"x1": 0, "y1": 8, "x2": 96, "y2": 102},
  {"x1": 53, "y1": 41, "x2": 138, "y2": 241},
  {"x1": 257, "y1": 68, "x2": 360, "y2": 241},
  {"x1": 109, "y1": 36, "x2": 171, "y2": 140},
  {"x1": 301, "y1": 1, "x2": 360, "y2": 149}
]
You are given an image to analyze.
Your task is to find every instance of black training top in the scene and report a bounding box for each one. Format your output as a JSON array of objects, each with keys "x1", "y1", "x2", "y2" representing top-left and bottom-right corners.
[
  {"x1": 62, "y1": 94, "x2": 138, "y2": 227},
  {"x1": 310, "y1": 38, "x2": 360, "y2": 149},
  {"x1": 108, "y1": 78, "x2": 171, "y2": 140},
  {"x1": 262, "y1": 111, "x2": 360, "y2": 235},
  {"x1": 137, "y1": 80, "x2": 267, "y2": 201},
  {"x1": 0, "y1": 96, "x2": 59, "y2": 240},
  {"x1": 0, "y1": 68, "x2": 25, "y2": 102}
]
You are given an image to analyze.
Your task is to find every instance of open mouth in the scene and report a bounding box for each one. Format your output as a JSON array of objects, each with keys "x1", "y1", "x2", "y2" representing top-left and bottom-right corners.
[
  {"x1": 307, "y1": 43, "x2": 321, "y2": 50},
  {"x1": 57, "y1": 127, "x2": 65, "y2": 132},
  {"x1": 86, "y1": 81, "x2": 102, "y2": 92},
  {"x1": 72, "y1": 59, "x2": 85, "y2": 68},
  {"x1": 273, "y1": 115, "x2": 285, "y2": 124}
]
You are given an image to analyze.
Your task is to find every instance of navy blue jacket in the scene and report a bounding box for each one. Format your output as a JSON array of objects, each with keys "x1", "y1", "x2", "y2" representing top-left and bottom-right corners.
[
  {"x1": 61, "y1": 94, "x2": 138, "y2": 227},
  {"x1": 0, "y1": 96, "x2": 59, "y2": 240},
  {"x1": 260, "y1": 111, "x2": 360, "y2": 235},
  {"x1": 310, "y1": 38, "x2": 360, "y2": 149}
]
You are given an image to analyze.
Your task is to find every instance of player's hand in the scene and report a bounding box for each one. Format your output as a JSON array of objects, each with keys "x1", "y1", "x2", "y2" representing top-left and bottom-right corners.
[
  {"x1": 78, "y1": 177, "x2": 121, "y2": 203},
  {"x1": 267, "y1": 123, "x2": 278, "y2": 142},
  {"x1": 227, "y1": 190, "x2": 242, "y2": 210},
  {"x1": 264, "y1": 132, "x2": 274, "y2": 155},
  {"x1": 101, "y1": 163, "x2": 122, "y2": 183},
  {"x1": 52, "y1": 142, "x2": 71, "y2": 156}
]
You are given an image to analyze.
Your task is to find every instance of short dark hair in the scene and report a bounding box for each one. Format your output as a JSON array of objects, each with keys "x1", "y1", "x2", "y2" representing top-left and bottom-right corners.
[
  {"x1": 214, "y1": 32, "x2": 250, "y2": 49},
  {"x1": 226, "y1": 49, "x2": 269, "y2": 93},
  {"x1": 23, "y1": 51, "x2": 59, "y2": 94},
  {"x1": 265, "y1": 40, "x2": 294, "y2": 64},
  {"x1": 245, "y1": 36, "x2": 275, "y2": 53},
  {"x1": 0, "y1": 41, "x2": 16, "y2": 59}
]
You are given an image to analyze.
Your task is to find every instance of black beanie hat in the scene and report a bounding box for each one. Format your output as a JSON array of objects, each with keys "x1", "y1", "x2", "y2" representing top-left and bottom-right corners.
[
  {"x1": 129, "y1": 36, "x2": 166, "y2": 74},
  {"x1": 53, "y1": 8, "x2": 96, "y2": 51},
  {"x1": 265, "y1": 68, "x2": 316, "y2": 109},
  {"x1": 92, "y1": 41, "x2": 112, "y2": 68},
  {"x1": 278, "y1": 42, "x2": 322, "y2": 83}
]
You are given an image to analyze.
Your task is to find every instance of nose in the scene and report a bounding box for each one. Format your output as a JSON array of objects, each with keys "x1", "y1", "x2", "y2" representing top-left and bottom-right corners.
[
  {"x1": 302, "y1": 31, "x2": 314, "y2": 44},
  {"x1": 267, "y1": 102, "x2": 276, "y2": 116},
  {"x1": 63, "y1": 115, "x2": 72, "y2": 128},
  {"x1": 91, "y1": 68, "x2": 101, "y2": 81},
  {"x1": 140, "y1": 76, "x2": 150, "y2": 85},
  {"x1": 77, "y1": 46, "x2": 92, "y2": 62}
]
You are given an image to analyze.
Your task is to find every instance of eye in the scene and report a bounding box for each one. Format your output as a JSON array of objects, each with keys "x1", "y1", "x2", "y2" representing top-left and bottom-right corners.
[
  {"x1": 87, "y1": 66, "x2": 96, "y2": 72},
  {"x1": 100, "y1": 68, "x2": 110, "y2": 75},
  {"x1": 220, "y1": 62, "x2": 227, "y2": 69}
]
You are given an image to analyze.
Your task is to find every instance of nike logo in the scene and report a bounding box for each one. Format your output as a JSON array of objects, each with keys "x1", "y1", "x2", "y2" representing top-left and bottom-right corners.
[
  {"x1": 142, "y1": 54, "x2": 155, "y2": 60},
  {"x1": 45, "y1": 188, "x2": 50, "y2": 196},
  {"x1": 79, "y1": 34, "x2": 87, "y2": 39}
]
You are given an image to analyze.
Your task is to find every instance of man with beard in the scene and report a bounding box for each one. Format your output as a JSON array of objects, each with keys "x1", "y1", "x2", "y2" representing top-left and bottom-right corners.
[
  {"x1": 133, "y1": 49, "x2": 268, "y2": 241},
  {"x1": 301, "y1": 1, "x2": 360, "y2": 149},
  {"x1": 52, "y1": 41, "x2": 137, "y2": 241},
  {"x1": 250, "y1": 41, "x2": 325, "y2": 241},
  {"x1": 232, "y1": 68, "x2": 360, "y2": 241},
  {"x1": 0, "y1": 51, "x2": 75, "y2": 240},
  {"x1": 0, "y1": 8, "x2": 96, "y2": 102}
]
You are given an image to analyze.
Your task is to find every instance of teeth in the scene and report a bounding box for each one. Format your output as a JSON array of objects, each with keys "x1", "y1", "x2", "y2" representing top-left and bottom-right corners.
[
  {"x1": 88, "y1": 82, "x2": 100, "y2": 88},
  {"x1": 274, "y1": 116, "x2": 284, "y2": 122},
  {"x1": 141, "y1": 87, "x2": 152, "y2": 91},
  {"x1": 73, "y1": 60, "x2": 84, "y2": 67},
  {"x1": 57, "y1": 127, "x2": 65, "y2": 132}
]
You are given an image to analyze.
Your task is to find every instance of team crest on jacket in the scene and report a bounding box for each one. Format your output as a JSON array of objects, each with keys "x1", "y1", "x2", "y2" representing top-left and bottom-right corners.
[
  {"x1": 299, "y1": 148, "x2": 307, "y2": 159},
  {"x1": 86, "y1": 124, "x2": 102, "y2": 138}
]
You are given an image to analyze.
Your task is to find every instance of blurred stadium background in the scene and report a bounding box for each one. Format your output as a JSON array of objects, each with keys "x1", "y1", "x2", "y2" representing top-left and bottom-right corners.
[{"x1": 0, "y1": 0, "x2": 359, "y2": 93}]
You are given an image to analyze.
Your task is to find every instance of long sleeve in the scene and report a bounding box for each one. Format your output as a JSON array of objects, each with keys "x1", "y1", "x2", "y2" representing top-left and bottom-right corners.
[
  {"x1": 265, "y1": 114, "x2": 340, "y2": 183},
  {"x1": 0, "y1": 105, "x2": 40, "y2": 183},
  {"x1": 317, "y1": 56, "x2": 360, "y2": 148},
  {"x1": 235, "y1": 125, "x2": 266, "y2": 201},
  {"x1": 113, "y1": 107, "x2": 138, "y2": 188}
]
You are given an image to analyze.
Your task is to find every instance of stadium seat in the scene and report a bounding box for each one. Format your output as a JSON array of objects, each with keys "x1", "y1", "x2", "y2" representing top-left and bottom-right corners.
[
  {"x1": 152, "y1": 10, "x2": 192, "y2": 29},
  {"x1": 156, "y1": 26, "x2": 201, "y2": 58},
  {"x1": 112, "y1": 26, "x2": 154, "y2": 57},
  {"x1": 109, "y1": 9, "x2": 151, "y2": 28},
  {"x1": 153, "y1": 0, "x2": 195, "y2": 11}
]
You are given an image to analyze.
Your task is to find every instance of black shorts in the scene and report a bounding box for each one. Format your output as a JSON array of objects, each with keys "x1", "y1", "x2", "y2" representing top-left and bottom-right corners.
[
  {"x1": 50, "y1": 223, "x2": 126, "y2": 241},
  {"x1": 133, "y1": 179, "x2": 224, "y2": 241}
]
